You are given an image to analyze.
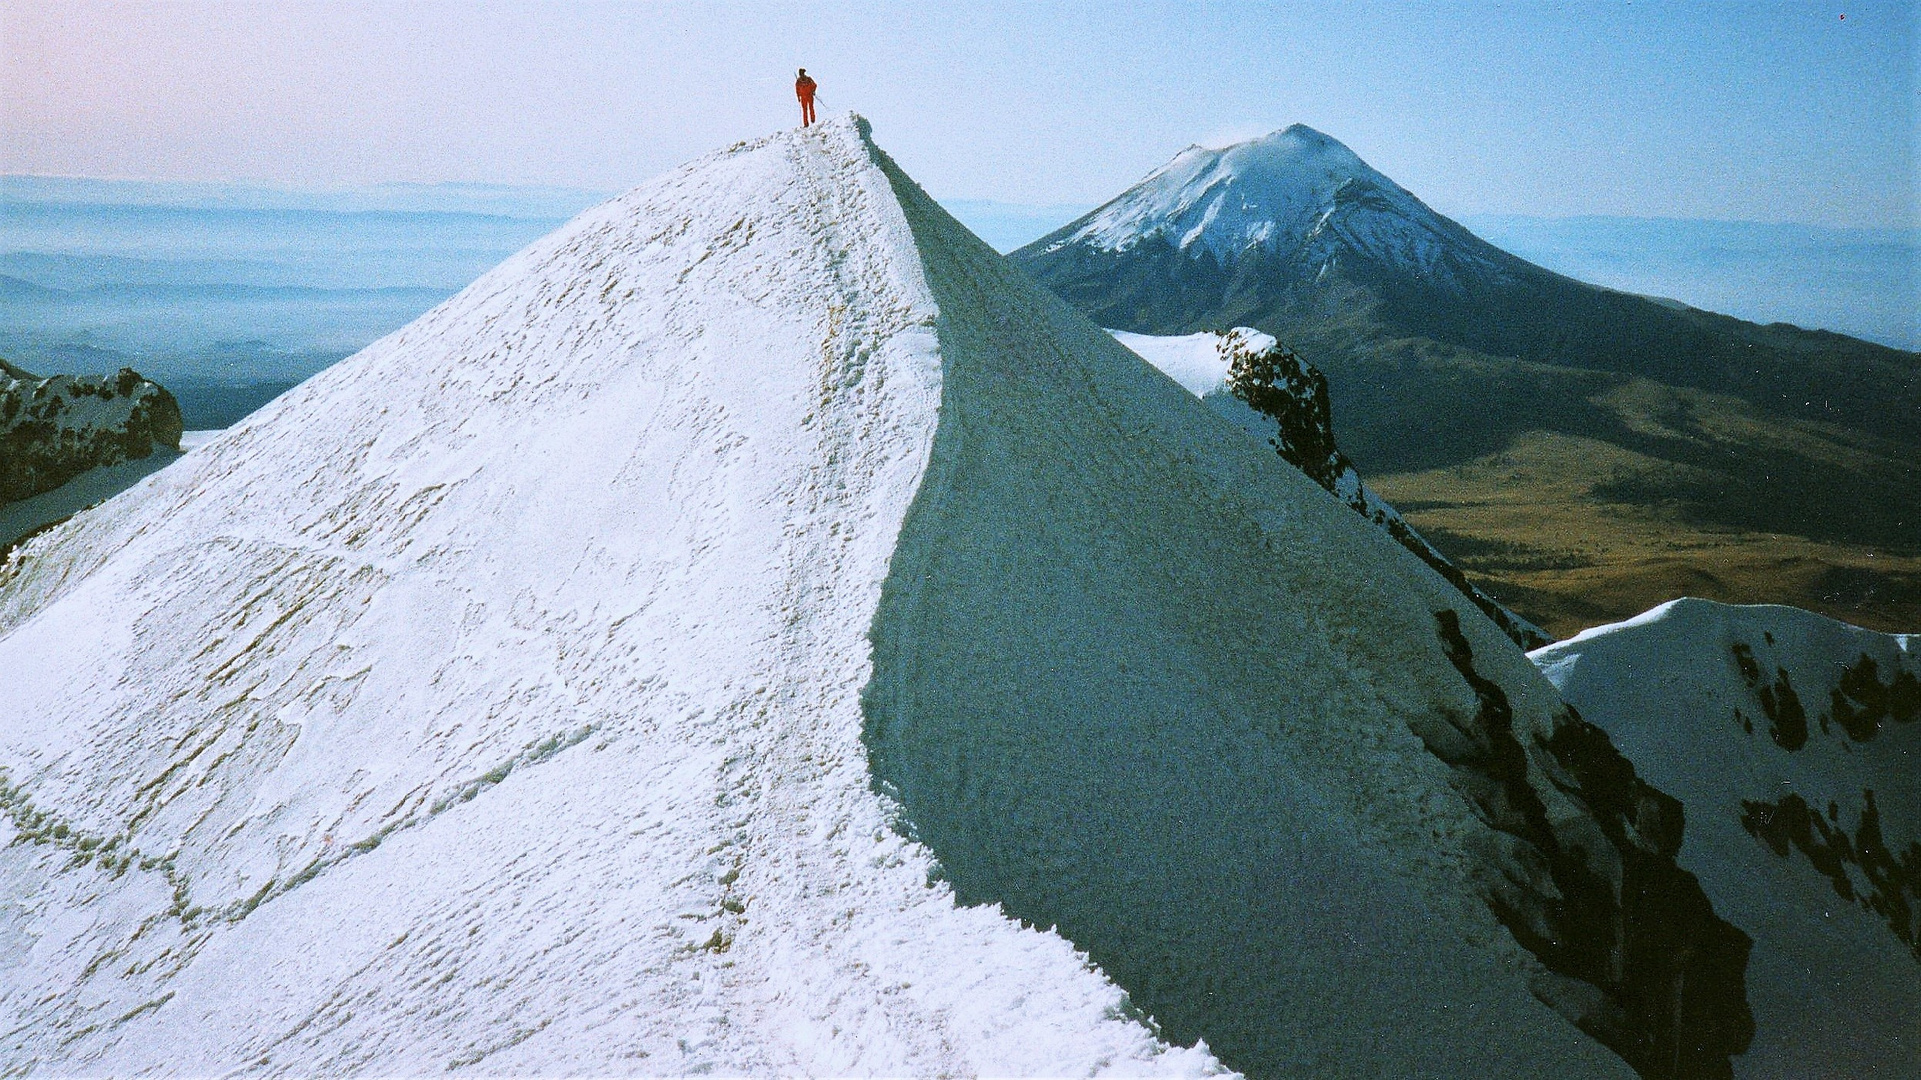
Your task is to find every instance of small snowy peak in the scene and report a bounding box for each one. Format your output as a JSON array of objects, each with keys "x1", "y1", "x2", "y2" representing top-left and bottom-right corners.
[
  {"x1": 0, "y1": 114, "x2": 1212, "y2": 1076},
  {"x1": 1532, "y1": 598, "x2": 1920, "y2": 1076},
  {"x1": 0, "y1": 361, "x2": 181, "y2": 504},
  {"x1": 1108, "y1": 329, "x2": 1238, "y2": 396},
  {"x1": 1110, "y1": 327, "x2": 1284, "y2": 398}
]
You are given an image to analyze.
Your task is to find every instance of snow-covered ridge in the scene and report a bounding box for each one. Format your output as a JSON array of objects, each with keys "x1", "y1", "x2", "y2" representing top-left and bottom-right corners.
[
  {"x1": 0, "y1": 115, "x2": 1747, "y2": 1078},
  {"x1": 0, "y1": 115, "x2": 1210, "y2": 1076}
]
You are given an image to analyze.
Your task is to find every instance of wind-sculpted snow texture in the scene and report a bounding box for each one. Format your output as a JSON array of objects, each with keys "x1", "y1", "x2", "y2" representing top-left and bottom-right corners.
[
  {"x1": 0, "y1": 117, "x2": 1223, "y2": 1076},
  {"x1": 1112, "y1": 328, "x2": 1548, "y2": 649},
  {"x1": 0, "y1": 358, "x2": 182, "y2": 505},
  {"x1": 1534, "y1": 599, "x2": 1920, "y2": 1077},
  {"x1": 864, "y1": 149, "x2": 1748, "y2": 1078}
]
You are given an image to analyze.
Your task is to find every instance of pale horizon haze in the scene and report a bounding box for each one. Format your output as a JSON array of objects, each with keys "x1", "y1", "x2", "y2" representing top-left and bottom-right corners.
[{"x1": 2, "y1": 1, "x2": 1915, "y2": 229}]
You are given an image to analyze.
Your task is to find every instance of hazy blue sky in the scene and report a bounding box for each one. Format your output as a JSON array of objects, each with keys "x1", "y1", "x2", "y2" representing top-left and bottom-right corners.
[{"x1": 3, "y1": 1, "x2": 1914, "y2": 226}]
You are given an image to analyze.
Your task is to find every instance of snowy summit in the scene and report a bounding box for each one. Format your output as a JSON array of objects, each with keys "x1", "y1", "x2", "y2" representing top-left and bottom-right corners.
[
  {"x1": 1063, "y1": 126, "x2": 1379, "y2": 256},
  {"x1": 1012, "y1": 121, "x2": 1546, "y2": 339},
  {"x1": 0, "y1": 114, "x2": 1202, "y2": 1077},
  {"x1": 1048, "y1": 124, "x2": 1502, "y2": 281},
  {"x1": 1, "y1": 116, "x2": 1748, "y2": 1078}
]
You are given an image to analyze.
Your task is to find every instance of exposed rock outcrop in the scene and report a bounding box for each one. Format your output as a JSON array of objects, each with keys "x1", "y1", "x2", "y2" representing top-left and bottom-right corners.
[
  {"x1": 0, "y1": 358, "x2": 182, "y2": 504},
  {"x1": 1221, "y1": 329, "x2": 1551, "y2": 649},
  {"x1": 1533, "y1": 598, "x2": 1921, "y2": 1076},
  {"x1": 1420, "y1": 610, "x2": 1753, "y2": 1078}
]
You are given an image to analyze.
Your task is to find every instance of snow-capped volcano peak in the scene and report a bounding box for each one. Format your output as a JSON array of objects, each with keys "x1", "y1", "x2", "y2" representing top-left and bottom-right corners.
[
  {"x1": 1061, "y1": 124, "x2": 1427, "y2": 260},
  {"x1": 1031, "y1": 123, "x2": 1523, "y2": 305},
  {"x1": 1015, "y1": 124, "x2": 1536, "y2": 335}
]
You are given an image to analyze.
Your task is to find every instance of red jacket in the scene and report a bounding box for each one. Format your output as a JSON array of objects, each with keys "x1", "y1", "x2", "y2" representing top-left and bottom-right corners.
[{"x1": 796, "y1": 76, "x2": 817, "y2": 103}]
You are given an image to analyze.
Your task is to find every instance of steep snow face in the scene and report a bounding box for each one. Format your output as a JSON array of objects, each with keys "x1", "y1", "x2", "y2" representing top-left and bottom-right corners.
[
  {"x1": 867, "y1": 156, "x2": 1745, "y2": 1079},
  {"x1": 0, "y1": 117, "x2": 1216, "y2": 1076},
  {"x1": 1051, "y1": 125, "x2": 1502, "y2": 280},
  {"x1": 1533, "y1": 599, "x2": 1920, "y2": 1078}
]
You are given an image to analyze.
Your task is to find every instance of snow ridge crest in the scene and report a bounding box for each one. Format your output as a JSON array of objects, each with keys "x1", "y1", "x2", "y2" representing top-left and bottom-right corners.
[{"x1": 0, "y1": 114, "x2": 1213, "y2": 1076}]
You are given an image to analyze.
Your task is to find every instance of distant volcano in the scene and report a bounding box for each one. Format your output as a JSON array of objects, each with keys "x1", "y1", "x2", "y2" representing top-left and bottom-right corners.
[
  {"x1": 1014, "y1": 124, "x2": 1568, "y2": 342},
  {"x1": 1027, "y1": 124, "x2": 1528, "y2": 311},
  {"x1": 1014, "y1": 123, "x2": 1915, "y2": 450},
  {"x1": 1014, "y1": 127, "x2": 1921, "y2": 634}
]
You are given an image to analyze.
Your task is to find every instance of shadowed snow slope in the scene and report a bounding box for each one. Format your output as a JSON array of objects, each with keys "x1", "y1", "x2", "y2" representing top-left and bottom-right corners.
[
  {"x1": 863, "y1": 149, "x2": 1748, "y2": 1079},
  {"x1": 0, "y1": 117, "x2": 1217, "y2": 1076},
  {"x1": 1533, "y1": 599, "x2": 1919, "y2": 1078}
]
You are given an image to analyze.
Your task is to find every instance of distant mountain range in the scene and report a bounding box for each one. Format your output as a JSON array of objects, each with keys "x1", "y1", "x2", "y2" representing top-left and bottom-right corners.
[
  {"x1": 1458, "y1": 215, "x2": 1918, "y2": 353},
  {"x1": 1012, "y1": 126, "x2": 1921, "y2": 635},
  {"x1": 0, "y1": 174, "x2": 609, "y2": 220},
  {"x1": 0, "y1": 183, "x2": 585, "y2": 429}
]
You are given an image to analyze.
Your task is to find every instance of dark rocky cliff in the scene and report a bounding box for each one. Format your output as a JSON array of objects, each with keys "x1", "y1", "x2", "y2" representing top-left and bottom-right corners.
[
  {"x1": 1, "y1": 358, "x2": 183, "y2": 504},
  {"x1": 1220, "y1": 328, "x2": 1550, "y2": 649}
]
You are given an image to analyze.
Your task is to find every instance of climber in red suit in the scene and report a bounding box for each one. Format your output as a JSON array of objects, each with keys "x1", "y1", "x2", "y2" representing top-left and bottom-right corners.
[{"x1": 796, "y1": 69, "x2": 817, "y2": 127}]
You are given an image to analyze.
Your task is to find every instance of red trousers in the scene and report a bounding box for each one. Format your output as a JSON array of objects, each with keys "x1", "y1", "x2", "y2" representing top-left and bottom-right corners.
[{"x1": 799, "y1": 96, "x2": 816, "y2": 126}]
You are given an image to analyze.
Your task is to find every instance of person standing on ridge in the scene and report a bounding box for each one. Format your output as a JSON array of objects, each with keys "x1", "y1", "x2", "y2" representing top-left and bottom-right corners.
[{"x1": 795, "y1": 68, "x2": 818, "y2": 127}]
